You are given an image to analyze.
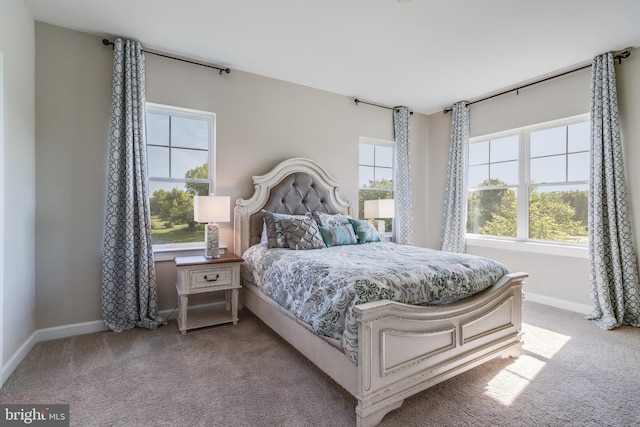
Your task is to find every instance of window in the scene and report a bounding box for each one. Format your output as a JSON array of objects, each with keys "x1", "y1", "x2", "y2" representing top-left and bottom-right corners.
[
  {"x1": 467, "y1": 114, "x2": 589, "y2": 244},
  {"x1": 145, "y1": 103, "x2": 215, "y2": 248},
  {"x1": 359, "y1": 137, "x2": 394, "y2": 231}
]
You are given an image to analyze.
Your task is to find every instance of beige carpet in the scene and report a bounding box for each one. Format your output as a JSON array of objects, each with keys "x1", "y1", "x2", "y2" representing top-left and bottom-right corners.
[{"x1": 1, "y1": 302, "x2": 639, "y2": 426}]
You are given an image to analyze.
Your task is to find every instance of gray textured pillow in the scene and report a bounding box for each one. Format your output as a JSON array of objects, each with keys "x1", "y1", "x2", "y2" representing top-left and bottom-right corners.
[
  {"x1": 260, "y1": 222, "x2": 268, "y2": 246},
  {"x1": 262, "y1": 210, "x2": 309, "y2": 248},
  {"x1": 281, "y1": 217, "x2": 327, "y2": 250}
]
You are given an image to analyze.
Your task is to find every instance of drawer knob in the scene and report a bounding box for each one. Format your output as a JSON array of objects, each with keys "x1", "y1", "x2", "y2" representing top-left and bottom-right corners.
[{"x1": 204, "y1": 274, "x2": 220, "y2": 282}]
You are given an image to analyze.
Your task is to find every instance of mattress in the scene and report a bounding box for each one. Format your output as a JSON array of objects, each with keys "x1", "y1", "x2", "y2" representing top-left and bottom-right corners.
[{"x1": 242, "y1": 241, "x2": 511, "y2": 363}]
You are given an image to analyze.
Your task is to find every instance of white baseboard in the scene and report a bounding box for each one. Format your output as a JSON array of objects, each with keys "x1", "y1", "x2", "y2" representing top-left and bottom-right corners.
[
  {"x1": 2, "y1": 330, "x2": 37, "y2": 386},
  {"x1": 525, "y1": 292, "x2": 592, "y2": 314},
  {"x1": 35, "y1": 319, "x2": 109, "y2": 342},
  {"x1": 3, "y1": 296, "x2": 587, "y2": 387},
  {"x1": 0, "y1": 304, "x2": 202, "y2": 388}
]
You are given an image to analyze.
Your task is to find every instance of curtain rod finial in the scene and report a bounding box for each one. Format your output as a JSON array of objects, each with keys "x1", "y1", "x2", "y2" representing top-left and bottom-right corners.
[{"x1": 616, "y1": 50, "x2": 631, "y2": 64}]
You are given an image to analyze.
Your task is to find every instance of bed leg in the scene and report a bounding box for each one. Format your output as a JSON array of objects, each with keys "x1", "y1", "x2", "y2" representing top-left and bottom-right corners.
[
  {"x1": 356, "y1": 399, "x2": 403, "y2": 427},
  {"x1": 504, "y1": 340, "x2": 523, "y2": 359}
]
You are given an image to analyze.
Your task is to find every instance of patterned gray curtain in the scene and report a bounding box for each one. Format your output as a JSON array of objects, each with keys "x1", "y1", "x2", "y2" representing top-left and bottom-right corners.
[
  {"x1": 394, "y1": 106, "x2": 413, "y2": 245},
  {"x1": 586, "y1": 53, "x2": 640, "y2": 329},
  {"x1": 440, "y1": 102, "x2": 470, "y2": 253},
  {"x1": 101, "y1": 38, "x2": 162, "y2": 332}
]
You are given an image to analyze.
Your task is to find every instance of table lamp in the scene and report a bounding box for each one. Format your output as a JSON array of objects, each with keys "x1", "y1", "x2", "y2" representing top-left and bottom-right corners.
[
  {"x1": 194, "y1": 195, "x2": 231, "y2": 258},
  {"x1": 364, "y1": 199, "x2": 395, "y2": 235}
]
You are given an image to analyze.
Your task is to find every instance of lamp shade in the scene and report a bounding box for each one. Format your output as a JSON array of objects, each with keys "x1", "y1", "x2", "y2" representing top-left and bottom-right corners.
[
  {"x1": 364, "y1": 199, "x2": 395, "y2": 219},
  {"x1": 194, "y1": 196, "x2": 231, "y2": 223}
]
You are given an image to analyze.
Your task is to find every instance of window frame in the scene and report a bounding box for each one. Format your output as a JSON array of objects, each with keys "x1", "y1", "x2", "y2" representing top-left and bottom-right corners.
[
  {"x1": 145, "y1": 102, "x2": 217, "y2": 255},
  {"x1": 466, "y1": 113, "x2": 590, "y2": 249},
  {"x1": 467, "y1": 130, "x2": 521, "y2": 239},
  {"x1": 358, "y1": 136, "x2": 395, "y2": 238}
]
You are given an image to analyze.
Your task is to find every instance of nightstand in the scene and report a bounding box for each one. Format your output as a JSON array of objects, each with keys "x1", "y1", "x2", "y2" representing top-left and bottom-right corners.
[{"x1": 174, "y1": 253, "x2": 243, "y2": 334}]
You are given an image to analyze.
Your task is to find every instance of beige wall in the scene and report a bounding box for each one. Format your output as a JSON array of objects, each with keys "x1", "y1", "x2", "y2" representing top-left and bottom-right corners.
[
  {"x1": 34, "y1": 23, "x2": 430, "y2": 327},
  {"x1": 0, "y1": 0, "x2": 36, "y2": 373},
  {"x1": 32, "y1": 22, "x2": 640, "y2": 329},
  {"x1": 427, "y1": 52, "x2": 640, "y2": 310},
  {"x1": 34, "y1": 23, "x2": 113, "y2": 328}
]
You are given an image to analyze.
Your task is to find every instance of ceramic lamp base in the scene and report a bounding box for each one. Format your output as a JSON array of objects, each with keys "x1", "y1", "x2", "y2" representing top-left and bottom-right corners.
[
  {"x1": 374, "y1": 219, "x2": 386, "y2": 235},
  {"x1": 204, "y1": 222, "x2": 220, "y2": 259}
]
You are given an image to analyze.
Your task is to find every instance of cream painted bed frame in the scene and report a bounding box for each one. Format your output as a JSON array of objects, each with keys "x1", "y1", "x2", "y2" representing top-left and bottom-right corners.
[{"x1": 234, "y1": 158, "x2": 527, "y2": 427}]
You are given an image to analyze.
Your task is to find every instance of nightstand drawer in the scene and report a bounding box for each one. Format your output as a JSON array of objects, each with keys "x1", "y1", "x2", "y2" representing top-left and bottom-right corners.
[{"x1": 189, "y1": 266, "x2": 233, "y2": 291}]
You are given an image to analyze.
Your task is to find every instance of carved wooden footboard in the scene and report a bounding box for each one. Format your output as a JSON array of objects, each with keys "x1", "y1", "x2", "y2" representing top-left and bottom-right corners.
[{"x1": 353, "y1": 272, "x2": 525, "y2": 427}]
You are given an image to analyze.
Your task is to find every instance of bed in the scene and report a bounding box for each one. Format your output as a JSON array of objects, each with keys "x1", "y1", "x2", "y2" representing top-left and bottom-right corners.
[{"x1": 234, "y1": 157, "x2": 527, "y2": 427}]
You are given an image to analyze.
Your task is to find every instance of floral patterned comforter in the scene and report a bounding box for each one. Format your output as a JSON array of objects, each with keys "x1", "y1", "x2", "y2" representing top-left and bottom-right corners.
[{"x1": 242, "y1": 242, "x2": 510, "y2": 364}]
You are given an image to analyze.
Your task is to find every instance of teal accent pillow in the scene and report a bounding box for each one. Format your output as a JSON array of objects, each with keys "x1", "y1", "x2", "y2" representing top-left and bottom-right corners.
[
  {"x1": 348, "y1": 218, "x2": 381, "y2": 243},
  {"x1": 319, "y1": 224, "x2": 358, "y2": 247}
]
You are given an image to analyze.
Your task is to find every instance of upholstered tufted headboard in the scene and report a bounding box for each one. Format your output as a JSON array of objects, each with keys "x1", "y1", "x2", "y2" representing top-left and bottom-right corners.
[{"x1": 234, "y1": 158, "x2": 352, "y2": 255}]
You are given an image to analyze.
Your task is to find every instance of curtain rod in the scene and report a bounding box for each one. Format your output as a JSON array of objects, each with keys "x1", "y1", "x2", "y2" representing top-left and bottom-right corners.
[
  {"x1": 102, "y1": 39, "x2": 231, "y2": 75},
  {"x1": 443, "y1": 50, "x2": 632, "y2": 114},
  {"x1": 354, "y1": 98, "x2": 413, "y2": 115}
]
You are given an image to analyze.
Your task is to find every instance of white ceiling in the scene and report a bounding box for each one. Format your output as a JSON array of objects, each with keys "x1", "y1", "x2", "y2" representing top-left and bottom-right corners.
[{"x1": 25, "y1": 0, "x2": 640, "y2": 115}]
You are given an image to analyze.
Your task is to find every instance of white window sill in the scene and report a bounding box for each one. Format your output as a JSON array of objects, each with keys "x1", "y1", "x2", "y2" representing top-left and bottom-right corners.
[
  {"x1": 465, "y1": 236, "x2": 588, "y2": 259},
  {"x1": 153, "y1": 245, "x2": 229, "y2": 262}
]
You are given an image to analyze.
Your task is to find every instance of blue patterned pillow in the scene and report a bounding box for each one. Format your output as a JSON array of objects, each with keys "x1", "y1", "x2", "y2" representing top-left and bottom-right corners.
[
  {"x1": 313, "y1": 211, "x2": 351, "y2": 228},
  {"x1": 319, "y1": 224, "x2": 358, "y2": 247},
  {"x1": 348, "y1": 218, "x2": 381, "y2": 243}
]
